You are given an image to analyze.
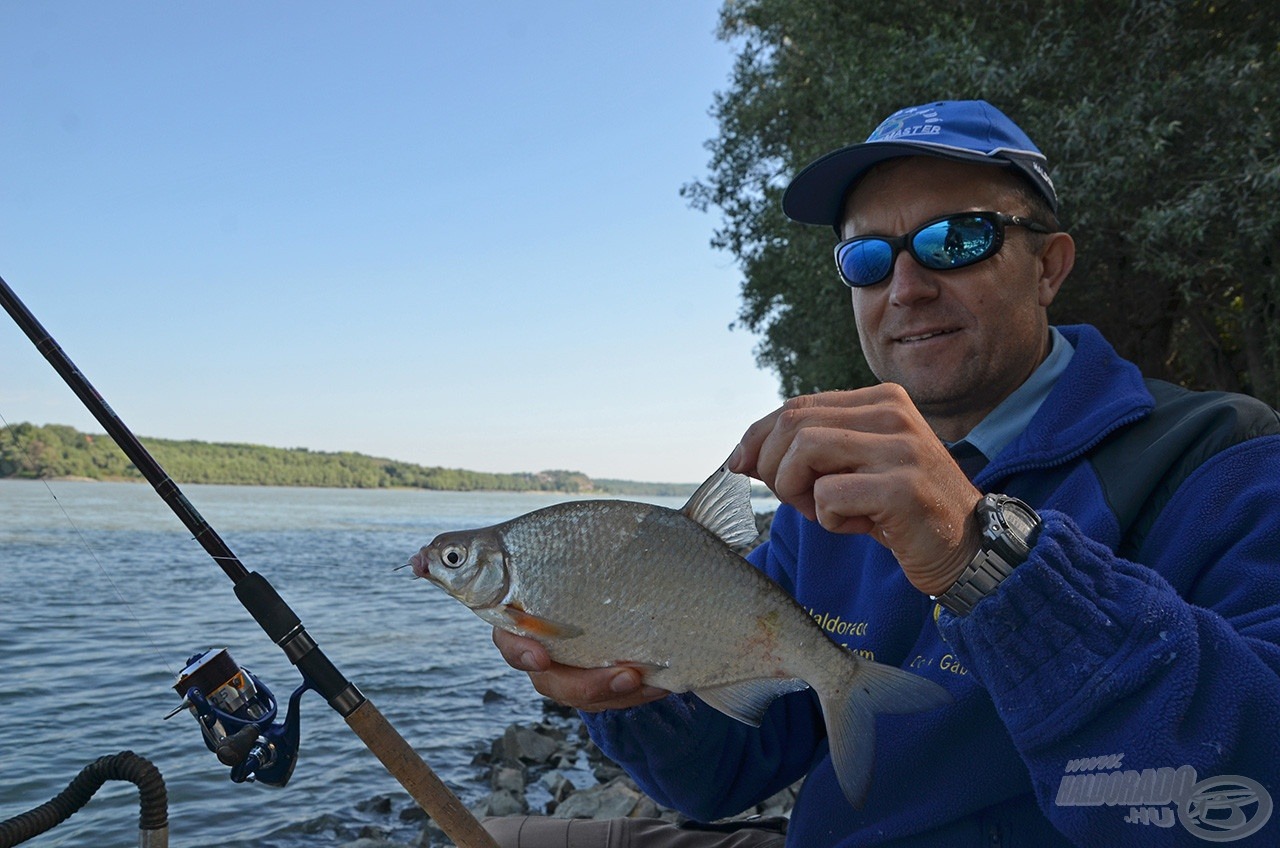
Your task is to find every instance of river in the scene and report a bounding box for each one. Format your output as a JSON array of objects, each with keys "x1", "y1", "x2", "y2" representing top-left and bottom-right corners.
[{"x1": 0, "y1": 479, "x2": 774, "y2": 846}]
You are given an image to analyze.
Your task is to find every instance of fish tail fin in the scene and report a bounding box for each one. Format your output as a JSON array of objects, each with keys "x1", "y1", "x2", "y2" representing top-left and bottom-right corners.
[{"x1": 817, "y1": 662, "x2": 952, "y2": 809}]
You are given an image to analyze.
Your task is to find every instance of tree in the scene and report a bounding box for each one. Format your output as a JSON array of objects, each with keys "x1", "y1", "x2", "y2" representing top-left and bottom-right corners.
[{"x1": 686, "y1": 0, "x2": 1280, "y2": 405}]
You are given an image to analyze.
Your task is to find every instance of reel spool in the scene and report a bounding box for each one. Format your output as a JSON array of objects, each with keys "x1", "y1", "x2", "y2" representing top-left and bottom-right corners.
[{"x1": 168, "y1": 648, "x2": 310, "y2": 787}]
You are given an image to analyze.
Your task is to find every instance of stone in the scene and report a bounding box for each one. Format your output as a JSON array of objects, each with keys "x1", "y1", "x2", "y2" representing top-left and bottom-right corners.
[
  {"x1": 398, "y1": 803, "x2": 428, "y2": 823},
  {"x1": 540, "y1": 769, "x2": 576, "y2": 804},
  {"x1": 591, "y1": 760, "x2": 626, "y2": 783},
  {"x1": 552, "y1": 777, "x2": 643, "y2": 820},
  {"x1": 418, "y1": 705, "x2": 797, "y2": 845},
  {"x1": 472, "y1": 788, "x2": 528, "y2": 818},
  {"x1": 631, "y1": 796, "x2": 663, "y2": 820},
  {"x1": 492, "y1": 765, "x2": 526, "y2": 795},
  {"x1": 356, "y1": 795, "x2": 394, "y2": 814},
  {"x1": 499, "y1": 724, "x2": 560, "y2": 765}
]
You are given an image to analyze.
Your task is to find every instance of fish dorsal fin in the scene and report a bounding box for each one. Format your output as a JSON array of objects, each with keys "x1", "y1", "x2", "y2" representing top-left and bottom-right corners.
[
  {"x1": 692, "y1": 678, "x2": 810, "y2": 726},
  {"x1": 681, "y1": 464, "x2": 759, "y2": 549}
]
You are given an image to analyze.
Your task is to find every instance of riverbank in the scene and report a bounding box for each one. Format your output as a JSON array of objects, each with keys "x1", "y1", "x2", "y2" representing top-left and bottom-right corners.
[
  {"x1": 335, "y1": 696, "x2": 797, "y2": 847},
  {"x1": 0, "y1": 422, "x2": 703, "y2": 496}
]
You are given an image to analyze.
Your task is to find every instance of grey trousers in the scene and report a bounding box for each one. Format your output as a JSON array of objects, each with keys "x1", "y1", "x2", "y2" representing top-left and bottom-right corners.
[{"x1": 481, "y1": 816, "x2": 788, "y2": 848}]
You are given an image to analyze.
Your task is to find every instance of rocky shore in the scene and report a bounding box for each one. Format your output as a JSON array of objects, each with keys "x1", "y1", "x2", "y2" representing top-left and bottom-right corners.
[
  {"x1": 468, "y1": 699, "x2": 798, "y2": 823},
  {"x1": 335, "y1": 696, "x2": 797, "y2": 847}
]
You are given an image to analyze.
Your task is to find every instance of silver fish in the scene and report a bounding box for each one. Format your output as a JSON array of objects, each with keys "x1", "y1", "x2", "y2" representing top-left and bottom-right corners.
[{"x1": 408, "y1": 465, "x2": 951, "y2": 807}]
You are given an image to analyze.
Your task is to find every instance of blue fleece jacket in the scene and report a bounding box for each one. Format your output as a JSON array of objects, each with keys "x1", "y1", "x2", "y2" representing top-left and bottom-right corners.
[{"x1": 582, "y1": 325, "x2": 1280, "y2": 846}]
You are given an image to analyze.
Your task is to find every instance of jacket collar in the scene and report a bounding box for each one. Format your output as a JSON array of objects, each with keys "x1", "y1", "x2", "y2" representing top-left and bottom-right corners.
[{"x1": 989, "y1": 324, "x2": 1153, "y2": 475}]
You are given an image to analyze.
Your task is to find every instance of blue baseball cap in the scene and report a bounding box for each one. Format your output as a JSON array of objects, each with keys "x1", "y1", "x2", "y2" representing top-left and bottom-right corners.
[{"x1": 782, "y1": 100, "x2": 1058, "y2": 231}]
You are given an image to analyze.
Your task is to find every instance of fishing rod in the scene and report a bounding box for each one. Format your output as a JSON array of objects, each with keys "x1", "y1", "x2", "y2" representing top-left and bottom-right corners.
[{"x1": 0, "y1": 274, "x2": 498, "y2": 848}]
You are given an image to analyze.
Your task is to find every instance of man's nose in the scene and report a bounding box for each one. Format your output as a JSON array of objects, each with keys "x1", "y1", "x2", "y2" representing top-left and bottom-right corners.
[{"x1": 886, "y1": 250, "x2": 942, "y2": 307}]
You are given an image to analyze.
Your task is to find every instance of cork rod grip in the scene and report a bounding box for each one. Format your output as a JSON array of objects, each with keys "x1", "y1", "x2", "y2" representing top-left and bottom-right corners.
[{"x1": 344, "y1": 699, "x2": 499, "y2": 848}]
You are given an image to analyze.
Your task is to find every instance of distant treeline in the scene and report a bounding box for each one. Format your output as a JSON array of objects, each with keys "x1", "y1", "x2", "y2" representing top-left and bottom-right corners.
[{"x1": 0, "y1": 423, "x2": 699, "y2": 496}]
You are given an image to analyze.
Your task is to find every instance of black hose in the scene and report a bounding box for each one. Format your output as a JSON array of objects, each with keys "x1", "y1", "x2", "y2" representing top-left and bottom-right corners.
[{"x1": 0, "y1": 751, "x2": 167, "y2": 847}]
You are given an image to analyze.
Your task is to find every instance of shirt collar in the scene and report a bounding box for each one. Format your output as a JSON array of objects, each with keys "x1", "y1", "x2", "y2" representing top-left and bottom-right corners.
[{"x1": 950, "y1": 326, "x2": 1075, "y2": 463}]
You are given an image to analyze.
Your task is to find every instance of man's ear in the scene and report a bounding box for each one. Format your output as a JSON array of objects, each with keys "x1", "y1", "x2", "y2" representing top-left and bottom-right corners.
[{"x1": 1037, "y1": 232, "x2": 1076, "y2": 308}]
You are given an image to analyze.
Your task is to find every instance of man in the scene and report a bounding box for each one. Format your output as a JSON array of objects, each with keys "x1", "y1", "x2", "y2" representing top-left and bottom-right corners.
[{"x1": 486, "y1": 100, "x2": 1280, "y2": 846}]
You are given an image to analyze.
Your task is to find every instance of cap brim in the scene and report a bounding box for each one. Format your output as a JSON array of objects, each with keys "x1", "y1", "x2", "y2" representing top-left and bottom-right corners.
[{"x1": 781, "y1": 141, "x2": 1037, "y2": 230}]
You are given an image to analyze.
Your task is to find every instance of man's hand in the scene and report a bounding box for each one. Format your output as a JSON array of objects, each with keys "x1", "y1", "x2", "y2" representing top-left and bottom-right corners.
[
  {"x1": 492, "y1": 628, "x2": 671, "y2": 711},
  {"x1": 728, "y1": 383, "x2": 983, "y2": 596}
]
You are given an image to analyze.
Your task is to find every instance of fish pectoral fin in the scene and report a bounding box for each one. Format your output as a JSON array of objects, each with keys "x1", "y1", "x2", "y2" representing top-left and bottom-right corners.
[
  {"x1": 692, "y1": 678, "x2": 809, "y2": 727},
  {"x1": 502, "y1": 604, "x2": 584, "y2": 640}
]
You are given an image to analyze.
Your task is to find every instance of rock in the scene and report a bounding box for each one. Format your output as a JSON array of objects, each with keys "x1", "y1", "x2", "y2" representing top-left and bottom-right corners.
[
  {"x1": 540, "y1": 769, "x2": 576, "y2": 805},
  {"x1": 552, "y1": 776, "x2": 644, "y2": 820},
  {"x1": 398, "y1": 803, "x2": 428, "y2": 823},
  {"x1": 296, "y1": 812, "x2": 355, "y2": 834},
  {"x1": 356, "y1": 795, "x2": 394, "y2": 814},
  {"x1": 631, "y1": 795, "x2": 665, "y2": 820},
  {"x1": 541, "y1": 698, "x2": 577, "y2": 719},
  {"x1": 417, "y1": 819, "x2": 447, "y2": 847},
  {"x1": 492, "y1": 765, "x2": 526, "y2": 795},
  {"x1": 471, "y1": 787, "x2": 528, "y2": 818},
  {"x1": 498, "y1": 724, "x2": 560, "y2": 765},
  {"x1": 591, "y1": 759, "x2": 626, "y2": 784}
]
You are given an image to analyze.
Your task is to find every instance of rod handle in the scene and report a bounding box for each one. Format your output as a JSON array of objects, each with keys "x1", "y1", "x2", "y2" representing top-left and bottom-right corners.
[{"x1": 343, "y1": 699, "x2": 499, "y2": 848}]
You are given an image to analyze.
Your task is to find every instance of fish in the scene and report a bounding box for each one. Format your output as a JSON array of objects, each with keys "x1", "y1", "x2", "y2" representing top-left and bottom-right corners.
[{"x1": 407, "y1": 464, "x2": 952, "y2": 808}]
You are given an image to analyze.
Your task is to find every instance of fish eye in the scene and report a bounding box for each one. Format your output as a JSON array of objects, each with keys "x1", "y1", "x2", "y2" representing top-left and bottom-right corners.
[{"x1": 440, "y1": 545, "x2": 467, "y2": 568}]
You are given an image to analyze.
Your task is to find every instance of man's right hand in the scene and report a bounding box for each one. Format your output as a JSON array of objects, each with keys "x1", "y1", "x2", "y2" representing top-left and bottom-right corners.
[{"x1": 491, "y1": 628, "x2": 671, "y2": 712}]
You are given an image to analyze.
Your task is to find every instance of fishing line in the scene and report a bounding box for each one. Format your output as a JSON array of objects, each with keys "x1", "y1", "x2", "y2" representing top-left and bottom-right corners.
[{"x1": 0, "y1": 408, "x2": 177, "y2": 677}]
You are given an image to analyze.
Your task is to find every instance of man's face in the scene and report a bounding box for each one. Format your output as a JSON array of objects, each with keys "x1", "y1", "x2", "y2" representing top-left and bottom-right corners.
[{"x1": 841, "y1": 157, "x2": 1062, "y2": 439}]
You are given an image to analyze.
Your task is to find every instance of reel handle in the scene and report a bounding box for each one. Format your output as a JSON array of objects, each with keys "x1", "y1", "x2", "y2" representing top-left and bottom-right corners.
[{"x1": 215, "y1": 724, "x2": 260, "y2": 768}]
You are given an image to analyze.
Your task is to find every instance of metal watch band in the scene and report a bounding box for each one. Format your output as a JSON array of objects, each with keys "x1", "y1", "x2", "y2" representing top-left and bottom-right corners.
[
  {"x1": 932, "y1": 547, "x2": 1018, "y2": 616},
  {"x1": 931, "y1": 493, "x2": 1040, "y2": 616}
]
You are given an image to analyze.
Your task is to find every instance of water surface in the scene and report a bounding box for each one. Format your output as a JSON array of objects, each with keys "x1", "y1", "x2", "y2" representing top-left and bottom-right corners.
[{"x1": 0, "y1": 479, "x2": 777, "y2": 846}]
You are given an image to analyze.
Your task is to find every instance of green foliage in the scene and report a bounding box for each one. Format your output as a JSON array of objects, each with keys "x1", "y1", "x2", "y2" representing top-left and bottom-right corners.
[
  {"x1": 0, "y1": 423, "x2": 674, "y2": 493},
  {"x1": 688, "y1": 0, "x2": 1280, "y2": 405},
  {"x1": 591, "y1": 479, "x2": 698, "y2": 497}
]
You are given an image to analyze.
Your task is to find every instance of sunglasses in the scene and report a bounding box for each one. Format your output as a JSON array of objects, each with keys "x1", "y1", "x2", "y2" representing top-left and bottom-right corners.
[{"x1": 834, "y1": 211, "x2": 1053, "y2": 288}]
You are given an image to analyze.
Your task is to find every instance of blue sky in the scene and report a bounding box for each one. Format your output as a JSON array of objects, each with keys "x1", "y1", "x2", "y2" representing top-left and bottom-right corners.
[{"x1": 0, "y1": 2, "x2": 792, "y2": 483}]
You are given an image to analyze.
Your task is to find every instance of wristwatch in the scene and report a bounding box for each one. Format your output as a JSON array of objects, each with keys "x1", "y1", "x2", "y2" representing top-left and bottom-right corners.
[{"x1": 932, "y1": 493, "x2": 1042, "y2": 616}]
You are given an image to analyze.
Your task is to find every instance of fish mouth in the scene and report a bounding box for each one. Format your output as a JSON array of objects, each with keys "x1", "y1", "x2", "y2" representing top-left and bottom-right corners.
[{"x1": 403, "y1": 550, "x2": 431, "y2": 580}]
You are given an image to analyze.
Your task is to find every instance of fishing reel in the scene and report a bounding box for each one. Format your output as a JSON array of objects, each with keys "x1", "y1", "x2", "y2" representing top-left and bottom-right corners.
[{"x1": 166, "y1": 648, "x2": 311, "y2": 787}]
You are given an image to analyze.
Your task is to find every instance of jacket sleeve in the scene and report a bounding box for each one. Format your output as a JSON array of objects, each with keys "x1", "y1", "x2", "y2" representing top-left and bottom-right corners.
[
  {"x1": 938, "y1": 436, "x2": 1280, "y2": 844},
  {"x1": 579, "y1": 512, "x2": 826, "y2": 822}
]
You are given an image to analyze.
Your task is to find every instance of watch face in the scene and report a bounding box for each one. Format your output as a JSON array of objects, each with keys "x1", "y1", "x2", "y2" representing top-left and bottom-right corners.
[{"x1": 1001, "y1": 501, "x2": 1039, "y2": 540}]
